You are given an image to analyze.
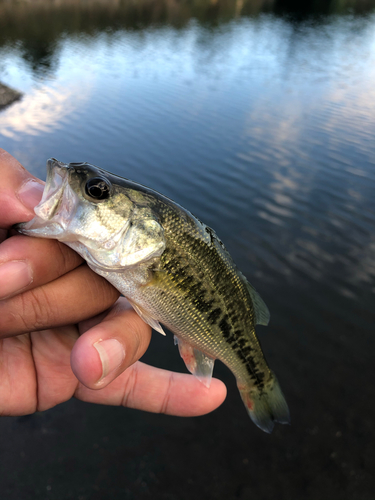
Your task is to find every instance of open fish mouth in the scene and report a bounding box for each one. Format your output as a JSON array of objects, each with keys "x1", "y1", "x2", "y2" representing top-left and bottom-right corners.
[
  {"x1": 35, "y1": 158, "x2": 70, "y2": 219},
  {"x1": 17, "y1": 158, "x2": 75, "y2": 237}
]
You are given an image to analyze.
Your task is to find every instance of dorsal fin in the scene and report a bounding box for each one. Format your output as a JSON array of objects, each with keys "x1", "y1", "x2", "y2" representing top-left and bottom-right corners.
[
  {"x1": 246, "y1": 281, "x2": 270, "y2": 326},
  {"x1": 202, "y1": 222, "x2": 270, "y2": 327}
]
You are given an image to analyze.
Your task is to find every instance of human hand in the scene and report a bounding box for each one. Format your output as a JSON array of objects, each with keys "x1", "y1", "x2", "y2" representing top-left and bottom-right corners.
[{"x1": 0, "y1": 149, "x2": 226, "y2": 417}]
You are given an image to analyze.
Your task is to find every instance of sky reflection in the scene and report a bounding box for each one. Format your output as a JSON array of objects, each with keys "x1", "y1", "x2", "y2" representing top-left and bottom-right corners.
[{"x1": 0, "y1": 81, "x2": 92, "y2": 138}]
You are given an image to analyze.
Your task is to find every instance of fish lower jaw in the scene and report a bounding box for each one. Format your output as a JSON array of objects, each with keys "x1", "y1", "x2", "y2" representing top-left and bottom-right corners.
[{"x1": 17, "y1": 218, "x2": 65, "y2": 238}]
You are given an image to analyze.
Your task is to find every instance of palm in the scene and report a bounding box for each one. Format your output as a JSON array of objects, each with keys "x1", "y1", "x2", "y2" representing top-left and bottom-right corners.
[{"x1": 1, "y1": 325, "x2": 78, "y2": 415}]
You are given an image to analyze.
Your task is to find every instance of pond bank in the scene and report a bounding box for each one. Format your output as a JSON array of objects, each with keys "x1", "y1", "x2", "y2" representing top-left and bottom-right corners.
[{"x1": 0, "y1": 83, "x2": 22, "y2": 111}]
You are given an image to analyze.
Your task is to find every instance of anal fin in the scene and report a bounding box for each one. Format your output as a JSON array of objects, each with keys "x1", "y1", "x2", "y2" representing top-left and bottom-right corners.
[{"x1": 174, "y1": 336, "x2": 215, "y2": 388}]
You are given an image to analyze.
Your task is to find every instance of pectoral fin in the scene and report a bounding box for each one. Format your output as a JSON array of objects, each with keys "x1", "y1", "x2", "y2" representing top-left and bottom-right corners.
[
  {"x1": 129, "y1": 300, "x2": 166, "y2": 336},
  {"x1": 119, "y1": 218, "x2": 165, "y2": 267},
  {"x1": 174, "y1": 336, "x2": 215, "y2": 388}
]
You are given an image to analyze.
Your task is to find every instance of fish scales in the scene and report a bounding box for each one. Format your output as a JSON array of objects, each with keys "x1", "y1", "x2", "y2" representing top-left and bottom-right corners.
[
  {"x1": 156, "y1": 217, "x2": 269, "y2": 386},
  {"x1": 17, "y1": 159, "x2": 290, "y2": 433}
]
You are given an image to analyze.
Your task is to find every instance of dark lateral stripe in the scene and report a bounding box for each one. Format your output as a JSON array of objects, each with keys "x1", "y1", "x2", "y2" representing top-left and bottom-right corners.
[
  {"x1": 208, "y1": 307, "x2": 221, "y2": 324},
  {"x1": 219, "y1": 315, "x2": 231, "y2": 338}
]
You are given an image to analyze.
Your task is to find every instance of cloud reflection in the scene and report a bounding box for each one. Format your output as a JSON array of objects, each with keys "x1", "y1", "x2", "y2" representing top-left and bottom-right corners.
[{"x1": 0, "y1": 81, "x2": 91, "y2": 139}]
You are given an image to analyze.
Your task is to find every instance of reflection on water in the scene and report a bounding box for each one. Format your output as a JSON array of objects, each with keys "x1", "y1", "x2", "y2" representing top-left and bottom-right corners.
[
  {"x1": 1, "y1": 0, "x2": 374, "y2": 77},
  {"x1": 0, "y1": 82, "x2": 92, "y2": 138},
  {"x1": 1, "y1": 0, "x2": 375, "y2": 498}
]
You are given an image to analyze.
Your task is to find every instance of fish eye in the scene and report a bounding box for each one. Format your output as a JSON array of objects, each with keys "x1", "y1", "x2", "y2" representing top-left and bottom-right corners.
[{"x1": 85, "y1": 177, "x2": 111, "y2": 200}]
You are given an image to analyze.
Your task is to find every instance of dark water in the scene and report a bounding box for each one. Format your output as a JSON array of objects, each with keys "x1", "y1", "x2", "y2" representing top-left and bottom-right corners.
[{"x1": 1, "y1": 1, "x2": 375, "y2": 498}]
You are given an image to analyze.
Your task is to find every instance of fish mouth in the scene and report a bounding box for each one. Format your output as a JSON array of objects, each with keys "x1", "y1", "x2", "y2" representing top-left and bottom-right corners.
[
  {"x1": 35, "y1": 158, "x2": 70, "y2": 219},
  {"x1": 17, "y1": 158, "x2": 74, "y2": 237}
]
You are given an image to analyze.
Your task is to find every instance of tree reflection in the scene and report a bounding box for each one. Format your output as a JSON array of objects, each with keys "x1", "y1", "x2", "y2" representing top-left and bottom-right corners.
[{"x1": 0, "y1": 0, "x2": 374, "y2": 76}]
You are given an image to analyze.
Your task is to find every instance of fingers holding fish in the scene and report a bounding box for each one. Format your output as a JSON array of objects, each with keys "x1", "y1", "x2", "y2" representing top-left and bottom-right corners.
[
  {"x1": 0, "y1": 229, "x2": 7, "y2": 244},
  {"x1": 0, "y1": 293, "x2": 225, "y2": 418},
  {"x1": 0, "y1": 148, "x2": 44, "y2": 228},
  {"x1": 74, "y1": 361, "x2": 227, "y2": 417},
  {"x1": 71, "y1": 297, "x2": 152, "y2": 390},
  {"x1": 119, "y1": 364, "x2": 227, "y2": 416},
  {"x1": 0, "y1": 264, "x2": 120, "y2": 338},
  {"x1": 0, "y1": 235, "x2": 83, "y2": 300},
  {"x1": 71, "y1": 295, "x2": 227, "y2": 415}
]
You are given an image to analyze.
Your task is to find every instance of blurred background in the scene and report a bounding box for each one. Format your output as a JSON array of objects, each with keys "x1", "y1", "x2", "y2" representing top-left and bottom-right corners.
[{"x1": 1, "y1": 0, "x2": 375, "y2": 498}]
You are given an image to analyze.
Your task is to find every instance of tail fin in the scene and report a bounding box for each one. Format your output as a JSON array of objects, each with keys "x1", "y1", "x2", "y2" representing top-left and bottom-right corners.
[{"x1": 238, "y1": 372, "x2": 290, "y2": 433}]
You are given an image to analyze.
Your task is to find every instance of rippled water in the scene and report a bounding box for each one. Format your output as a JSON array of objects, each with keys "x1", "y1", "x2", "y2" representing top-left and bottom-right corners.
[{"x1": 1, "y1": 2, "x2": 375, "y2": 498}]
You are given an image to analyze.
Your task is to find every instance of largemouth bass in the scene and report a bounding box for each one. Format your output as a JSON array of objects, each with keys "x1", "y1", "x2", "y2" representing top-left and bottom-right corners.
[{"x1": 17, "y1": 158, "x2": 290, "y2": 433}]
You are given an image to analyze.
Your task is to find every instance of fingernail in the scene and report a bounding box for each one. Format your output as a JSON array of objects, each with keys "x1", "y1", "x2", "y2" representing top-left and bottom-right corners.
[
  {"x1": 93, "y1": 339, "x2": 125, "y2": 382},
  {"x1": 0, "y1": 260, "x2": 33, "y2": 299},
  {"x1": 17, "y1": 179, "x2": 44, "y2": 211}
]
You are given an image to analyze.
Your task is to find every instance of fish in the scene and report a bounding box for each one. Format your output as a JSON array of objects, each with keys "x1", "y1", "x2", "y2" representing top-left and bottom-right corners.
[{"x1": 17, "y1": 158, "x2": 290, "y2": 433}]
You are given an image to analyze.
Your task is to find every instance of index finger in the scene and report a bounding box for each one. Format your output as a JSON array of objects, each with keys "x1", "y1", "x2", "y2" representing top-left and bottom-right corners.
[
  {"x1": 75, "y1": 362, "x2": 227, "y2": 417},
  {"x1": 0, "y1": 149, "x2": 44, "y2": 228}
]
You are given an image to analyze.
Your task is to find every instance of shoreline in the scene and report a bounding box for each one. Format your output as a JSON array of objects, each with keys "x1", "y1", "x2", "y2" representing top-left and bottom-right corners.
[{"x1": 0, "y1": 83, "x2": 22, "y2": 111}]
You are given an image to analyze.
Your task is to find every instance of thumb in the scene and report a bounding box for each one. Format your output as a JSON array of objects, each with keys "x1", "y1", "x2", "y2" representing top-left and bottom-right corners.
[{"x1": 70, "y1": 297, "x2": 152, "y2": 390}]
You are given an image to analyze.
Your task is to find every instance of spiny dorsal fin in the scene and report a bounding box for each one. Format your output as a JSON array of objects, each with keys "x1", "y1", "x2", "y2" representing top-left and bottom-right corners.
[{"x1": 246, "y1": 281, "x2": 270, "y2": 326}]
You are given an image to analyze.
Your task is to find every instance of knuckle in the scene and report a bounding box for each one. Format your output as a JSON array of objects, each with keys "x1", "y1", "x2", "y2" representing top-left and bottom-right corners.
[
  {"x1": 126, "y1": 310, "x2": 151, "y2": 357},
  {"x1": 19, "y1": 287, "x2": 54, "y2": 332},
  {"x1": 122, "y1": 363, "x2": 139, "y2": 408},
  {"x1": 86, "y1": 270, "x2": 119, "y2": 306},
  {"x1": 160, "y1": 372, "x2": 174, "y2": 414},
  {"x1": 56, "y1": 241, "x2": 82, "y2": 274}
]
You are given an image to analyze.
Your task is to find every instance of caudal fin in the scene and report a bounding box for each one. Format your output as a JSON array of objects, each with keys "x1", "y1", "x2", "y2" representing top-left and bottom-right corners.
[{"x1": 238, "y1": 372, "x2": 290, "y2": 433}]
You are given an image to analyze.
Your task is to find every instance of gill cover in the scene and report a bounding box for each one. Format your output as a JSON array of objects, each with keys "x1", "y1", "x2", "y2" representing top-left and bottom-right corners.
[{"x1": 17, "y1": 158, "x2": 166, "y2": 271}]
